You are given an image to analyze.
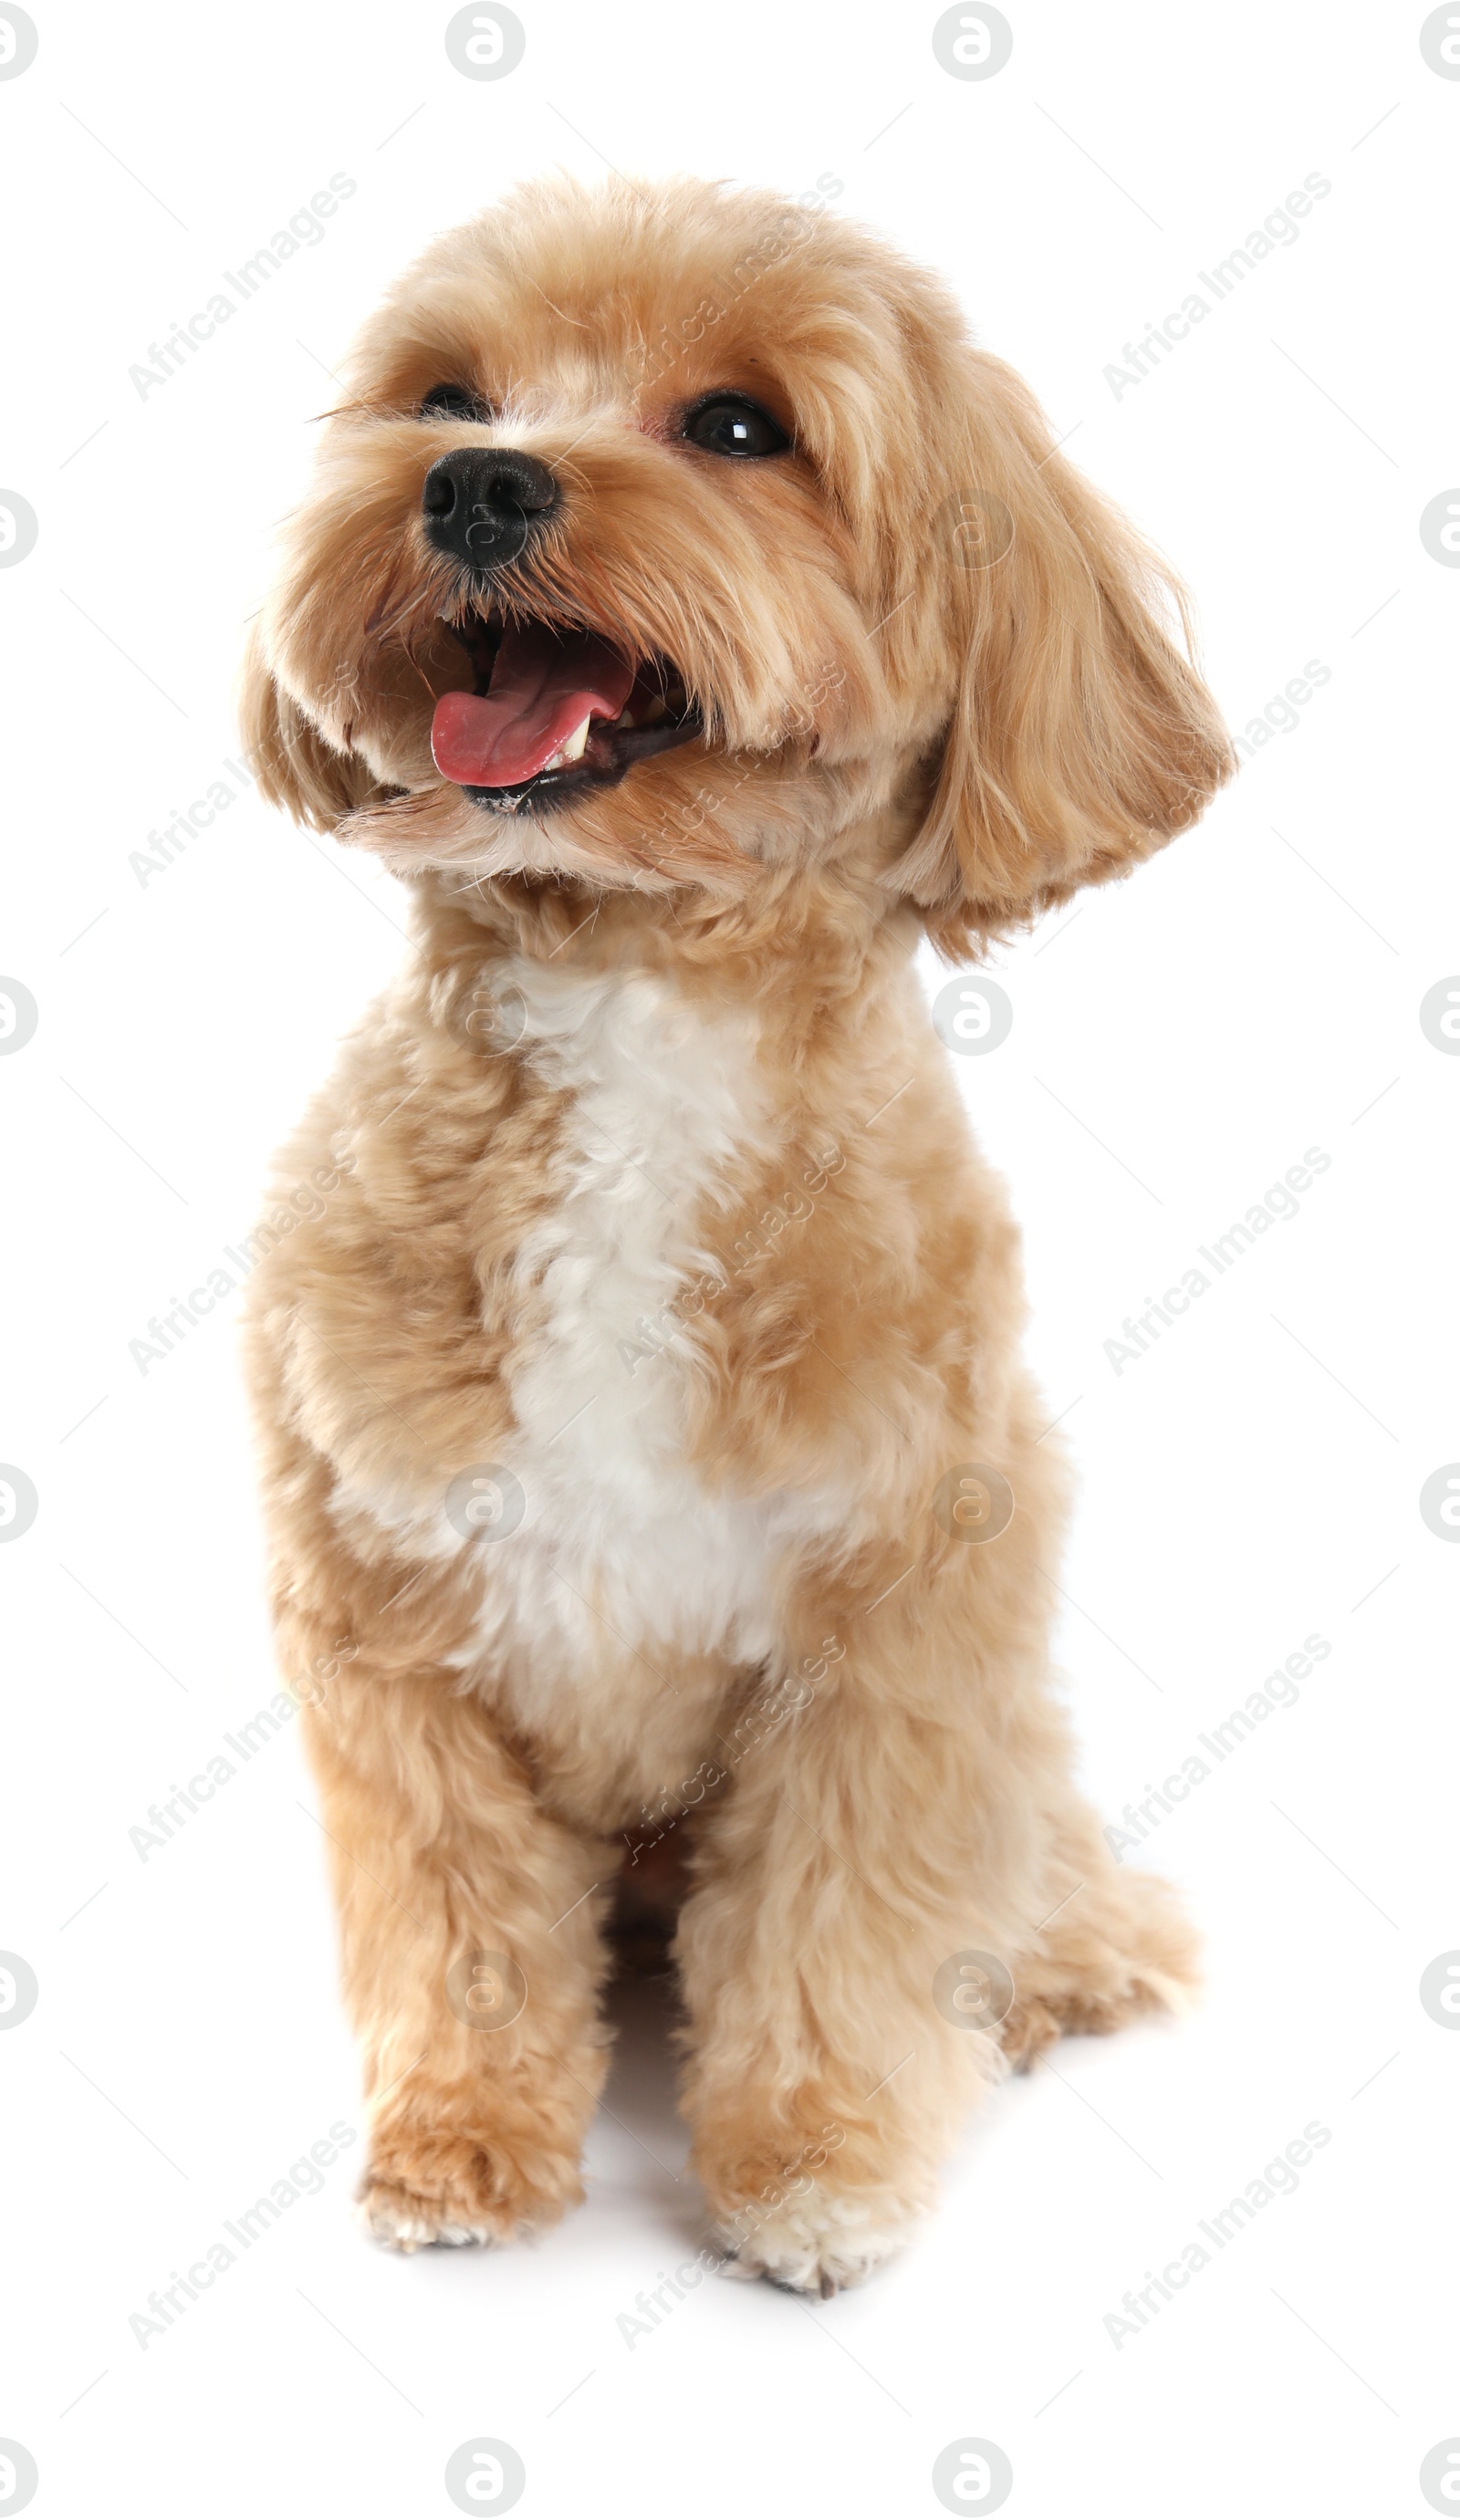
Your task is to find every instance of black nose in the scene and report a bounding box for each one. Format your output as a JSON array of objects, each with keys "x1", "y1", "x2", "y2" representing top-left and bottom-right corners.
[{"x1": 420, "y1": 447, "x2": 559, "y2": 572}]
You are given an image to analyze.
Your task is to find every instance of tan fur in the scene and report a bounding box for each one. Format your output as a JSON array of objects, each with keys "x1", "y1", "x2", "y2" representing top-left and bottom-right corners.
[{"x1": 241, "y1": 175, "x2": 1232, "y2": 2291}]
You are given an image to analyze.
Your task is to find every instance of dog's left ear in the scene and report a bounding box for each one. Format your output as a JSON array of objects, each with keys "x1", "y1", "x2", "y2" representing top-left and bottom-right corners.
[
  {"x1": 237, "y1": 623, "x2": 391, "y2": 833},
  {"x1": 893, "y1": 349, "x2": 1234, "y2": 951}
]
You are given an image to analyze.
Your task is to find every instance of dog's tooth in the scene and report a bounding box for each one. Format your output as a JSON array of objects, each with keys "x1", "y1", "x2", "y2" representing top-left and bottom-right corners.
[
  {"x1": 559, "y1": 713, "x2": 591, "y2": 762},
  {"x1": 638, "y1": 695, "x2": 668, "y2": 724}
]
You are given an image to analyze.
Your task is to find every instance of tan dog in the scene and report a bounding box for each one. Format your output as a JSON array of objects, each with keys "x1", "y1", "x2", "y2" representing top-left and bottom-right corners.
[{"x1": 240, "y1": 174, "x2": 1233, "y2": 2294}]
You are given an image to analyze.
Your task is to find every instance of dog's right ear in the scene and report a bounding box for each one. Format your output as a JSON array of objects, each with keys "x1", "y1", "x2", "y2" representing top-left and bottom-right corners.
[
  {"x1": 892, "y1": 348, "x2": 1235, "y2": 953},
  {"x1": 238, "y1": 624, "x2": 390, "y2": 832}
]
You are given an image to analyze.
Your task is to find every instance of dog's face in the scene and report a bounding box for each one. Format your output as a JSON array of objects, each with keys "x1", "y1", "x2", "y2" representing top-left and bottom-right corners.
[{"x1": 244, "y1": 175, "x2": 1232, "y2": 946}]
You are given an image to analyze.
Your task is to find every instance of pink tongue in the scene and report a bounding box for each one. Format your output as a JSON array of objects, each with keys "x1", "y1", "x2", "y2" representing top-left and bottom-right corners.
[{"x1": 432, "y1": 620, "x2": 635, "y2": 787}]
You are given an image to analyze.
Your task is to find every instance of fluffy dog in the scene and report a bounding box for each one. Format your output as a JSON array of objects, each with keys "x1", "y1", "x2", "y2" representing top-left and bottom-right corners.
[{"x1": 240, "y1": 174, "x2": 1233, "y2": 2293}]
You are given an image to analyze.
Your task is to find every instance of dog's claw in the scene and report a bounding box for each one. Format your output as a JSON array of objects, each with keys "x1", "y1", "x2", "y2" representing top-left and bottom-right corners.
[{"x1": 819, "y1": 2270, "x2": 838, "y2": 2298}]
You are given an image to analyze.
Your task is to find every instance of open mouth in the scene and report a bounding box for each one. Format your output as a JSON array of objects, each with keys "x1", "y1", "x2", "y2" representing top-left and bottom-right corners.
[{"x1": 431, "y1": 610, "x2": 703, "y2": 815}]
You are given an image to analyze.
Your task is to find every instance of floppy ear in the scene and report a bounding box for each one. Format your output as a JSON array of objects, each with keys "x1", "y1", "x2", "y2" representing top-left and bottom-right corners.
[
  {"x1": 237, "y1": 622, "x2": 391, "y2": 833},
  {"x1": 896, "y1": 350, "x2": 1235, "y2": 953}
]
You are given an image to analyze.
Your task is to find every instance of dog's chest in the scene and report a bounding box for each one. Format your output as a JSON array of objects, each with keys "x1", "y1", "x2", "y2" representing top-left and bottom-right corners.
[{"x1": 463, "y1": 959, "x2": 821, "y2": 1704}]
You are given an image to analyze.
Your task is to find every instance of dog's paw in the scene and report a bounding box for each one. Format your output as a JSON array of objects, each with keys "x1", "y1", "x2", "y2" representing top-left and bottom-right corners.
[
  {"x1": 714, "y1": 2183, "x2": 917, "y2": 2297},
  {"x1": 1001, "y1": 1866, "x2": 1201, "y2": 2070},
  {"x1": 359, "y1": 2175, "x2": 505, "y2": 2253},
  {"x1": 359, "y1": 2120, "x2": 582, "y2": 2253}
]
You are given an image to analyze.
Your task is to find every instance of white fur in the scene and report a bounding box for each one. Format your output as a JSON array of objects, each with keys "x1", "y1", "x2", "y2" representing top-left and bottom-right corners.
[
  {"x1": 717, "y1": 2182, "x2": 920, "y2": 2294},
  {"x1": 419, "y1": 959, "x2": 843, "y2": 1723},
  {"x1": 361, "y1": 2194, "x2": 495, "y2": 2251},
  {"x1": 329, "y1": 959, "x2": 844, "y2": 1722}
]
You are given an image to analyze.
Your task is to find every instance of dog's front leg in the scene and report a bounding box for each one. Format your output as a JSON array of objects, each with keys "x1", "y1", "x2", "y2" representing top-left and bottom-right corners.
[
  {"x1": 674, "y1": 1552, "x2": 1066, "y2": 2295},
  {"x1": 303, "y1": 1665, "x2": 611, "y2": 2250}
]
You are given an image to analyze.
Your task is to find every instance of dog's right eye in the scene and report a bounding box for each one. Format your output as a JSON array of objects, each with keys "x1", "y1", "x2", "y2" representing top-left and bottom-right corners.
[
  {"x1": 417, "y1": 383, "x2": 491, "y2": 423},
  {"x1": 682, "y1": 394, "x2": 788, "y2": 458}
]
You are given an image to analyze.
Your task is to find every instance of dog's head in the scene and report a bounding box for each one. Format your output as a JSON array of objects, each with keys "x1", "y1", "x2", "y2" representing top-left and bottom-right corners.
[{"x1": 243, "y1": 174, "x2": 1233, "y2": 949}]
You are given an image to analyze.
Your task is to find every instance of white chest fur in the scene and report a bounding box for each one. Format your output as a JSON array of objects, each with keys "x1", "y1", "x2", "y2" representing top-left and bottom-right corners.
[{"x1": 453, "y1": 957, "x2": 826, "y2": 1713}]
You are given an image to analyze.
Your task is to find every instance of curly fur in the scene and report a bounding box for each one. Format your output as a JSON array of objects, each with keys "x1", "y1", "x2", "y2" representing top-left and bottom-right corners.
[{"x1": 240, "y1": 174, "x2": 1232, "y2": 2291}]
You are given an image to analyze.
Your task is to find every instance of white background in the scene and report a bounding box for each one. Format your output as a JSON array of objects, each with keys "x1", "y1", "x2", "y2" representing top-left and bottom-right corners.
[{"x1": 2, "y1": 3, "x2": 1456, "y2": 2515}]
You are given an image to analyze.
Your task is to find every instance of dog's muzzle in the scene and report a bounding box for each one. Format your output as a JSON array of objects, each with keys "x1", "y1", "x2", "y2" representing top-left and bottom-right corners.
[{"x1": 421, "y1": 446, "x2": 559, "y2": 572}]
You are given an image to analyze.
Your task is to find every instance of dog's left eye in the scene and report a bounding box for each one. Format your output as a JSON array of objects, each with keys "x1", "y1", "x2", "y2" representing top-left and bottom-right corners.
[
  {"x1": 418, "y1": 383, "x2": 491, "y2": 423},
  {"x1": 682, "y1": 395, "x2": 788, "y2": 458}
]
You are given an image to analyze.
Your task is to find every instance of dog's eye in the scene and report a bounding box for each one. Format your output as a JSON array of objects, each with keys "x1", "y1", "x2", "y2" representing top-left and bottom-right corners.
[
  {"x1": 682, "y1": 395, "x2": 788, "y2": 458},
  {"x1": 418, "y1": 383, "x2": 491, "y2": 423}
]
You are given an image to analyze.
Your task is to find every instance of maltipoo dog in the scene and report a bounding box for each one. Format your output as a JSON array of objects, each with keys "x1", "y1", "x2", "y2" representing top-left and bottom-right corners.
[{"x1": 241, "y1": 175, "x2": 1232, "y2": 2294}]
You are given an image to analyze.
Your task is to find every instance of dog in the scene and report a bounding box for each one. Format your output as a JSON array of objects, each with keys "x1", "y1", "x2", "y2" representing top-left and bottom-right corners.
[{"x1": 239, "y1": 173, "x2": 1233, "y2": 2295}]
